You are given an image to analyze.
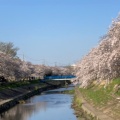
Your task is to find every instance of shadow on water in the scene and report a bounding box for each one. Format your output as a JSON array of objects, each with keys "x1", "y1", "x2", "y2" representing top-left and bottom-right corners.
[{"x1": 0, "y1": 85, "x2": 84, "y2": 120}]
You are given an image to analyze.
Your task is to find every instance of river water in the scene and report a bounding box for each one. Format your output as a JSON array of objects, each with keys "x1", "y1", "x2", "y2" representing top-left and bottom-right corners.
[{"x1": 0, "y1": 86, "x2": 77, "y2": 120}]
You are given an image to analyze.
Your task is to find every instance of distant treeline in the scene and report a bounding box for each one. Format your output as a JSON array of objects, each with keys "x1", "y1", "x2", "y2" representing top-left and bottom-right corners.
[{"x1": 0, "y1": 42, "x2": 73, "y2": 82}]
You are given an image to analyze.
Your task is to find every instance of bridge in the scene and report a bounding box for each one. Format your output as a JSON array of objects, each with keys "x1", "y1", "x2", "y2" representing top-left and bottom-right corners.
[{"x1": 44, "y1": 75, "x2": 76, "y2": 81}]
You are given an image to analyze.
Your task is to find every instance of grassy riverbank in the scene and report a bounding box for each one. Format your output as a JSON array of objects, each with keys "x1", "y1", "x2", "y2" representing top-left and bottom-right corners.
[
  {"x1": 0, "y1": 80, "x2": 71, "y2": 101},
  {"x1": 62, "y1": 89, "x2": 75, "y2": 94},
  {"x1": 72, "y1": 95, "x2": 95, "y2": 120},
  {"x1": 0, "y1": 80, "x2": 41, "y2": 90},
  {"x1": 0, "y1": 79, "x2": 71, "y2": 90},
  {"x1": 75, "y1": 78, "x2": 120, "y2": 119},
  {"x1": 79, "y1": 78, "x2": 120, "y2": 105}
]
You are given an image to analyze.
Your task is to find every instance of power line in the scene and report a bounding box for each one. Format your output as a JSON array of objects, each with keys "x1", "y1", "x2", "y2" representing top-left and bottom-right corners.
[
  {"x1": 17, "y1": 53, "x2": 66, "y2": 66},
  {"x1": 17, "y1": 53, "x2": 46, "y2": 64}
]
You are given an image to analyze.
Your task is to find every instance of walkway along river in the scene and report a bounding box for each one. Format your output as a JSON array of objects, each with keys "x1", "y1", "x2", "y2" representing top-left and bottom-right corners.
[{"x1": 0, "y1": 85, "x2": 79, "y2": 120}]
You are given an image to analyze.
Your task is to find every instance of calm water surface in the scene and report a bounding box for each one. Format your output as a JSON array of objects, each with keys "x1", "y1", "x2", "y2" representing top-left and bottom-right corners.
[{"x1": 0, "y1": 86, "x2": 77, "y2": 120}]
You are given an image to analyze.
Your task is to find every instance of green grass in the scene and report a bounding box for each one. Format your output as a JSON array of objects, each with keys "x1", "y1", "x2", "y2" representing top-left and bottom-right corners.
[
  {"x1": 0, "y1": 79, "x2": 67, "y2": 91},
  {"x1": 62, "y1": 89, "x2": 75, "y2": 94},
  {"x1": 74, "y1": 95, "x2": 82, "y2": 107},
  {"x1": 0, "y1": 80, "x2": 40, "y2": 90},
  {"x1": 79, "y1": 78, "x2": 120, "y2": 106}
]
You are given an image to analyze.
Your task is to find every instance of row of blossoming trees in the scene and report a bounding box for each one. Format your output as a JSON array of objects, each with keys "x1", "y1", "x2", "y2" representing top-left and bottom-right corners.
[
  {"x1": 73, "y1": 14, "x2": 120, "y2": 88},
  {"x1": 0, "y1": 42, "x2": 72, "y2": 81}
]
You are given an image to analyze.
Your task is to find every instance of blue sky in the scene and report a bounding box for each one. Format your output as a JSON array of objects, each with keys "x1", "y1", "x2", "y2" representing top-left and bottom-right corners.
[{"x1": 0, "y1": 0, "x2": 120, "y2": 66}]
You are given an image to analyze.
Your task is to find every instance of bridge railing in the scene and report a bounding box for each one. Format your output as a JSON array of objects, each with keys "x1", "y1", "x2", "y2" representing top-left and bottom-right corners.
[{"x1": 44, "y1": 75, "x2": 76, "y2": 80}]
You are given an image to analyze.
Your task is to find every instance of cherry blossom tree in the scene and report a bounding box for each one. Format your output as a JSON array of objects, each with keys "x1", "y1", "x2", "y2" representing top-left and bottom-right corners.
[{"x1": 73, "y1": 14, "x2": 120, "y2": 88}]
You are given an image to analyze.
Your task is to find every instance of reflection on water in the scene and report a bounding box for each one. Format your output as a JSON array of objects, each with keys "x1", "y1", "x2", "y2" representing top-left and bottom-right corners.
[{"x1": 0, "y1": 86, "x2": 77, "y2": 120}]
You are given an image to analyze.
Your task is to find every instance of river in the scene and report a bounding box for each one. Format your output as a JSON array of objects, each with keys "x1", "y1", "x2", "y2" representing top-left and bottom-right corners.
[{"x1": 0, "y1": 85, "x2": 78, "y2": 120}]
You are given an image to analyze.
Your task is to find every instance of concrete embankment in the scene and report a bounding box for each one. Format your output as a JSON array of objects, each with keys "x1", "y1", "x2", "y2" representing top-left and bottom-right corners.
[
  {"x1": 0, "y1": 80, "x2": 71, "y2": 114},
  {"x1": 73, "y1": 88, "x2": 114, "y2": 120}
]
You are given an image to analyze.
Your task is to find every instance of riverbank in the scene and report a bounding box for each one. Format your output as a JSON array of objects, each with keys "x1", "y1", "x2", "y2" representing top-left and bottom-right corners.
[
  {"x1": 73, "y1": 88, "x2": 114, "y2": 120},
  {"x1": 0, "y1": 80, "x2": 71, "y2": 114},
  {"x1": 73, "y1": 78, "x2": 120, "y2": 120}
]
